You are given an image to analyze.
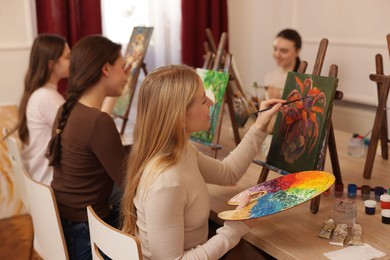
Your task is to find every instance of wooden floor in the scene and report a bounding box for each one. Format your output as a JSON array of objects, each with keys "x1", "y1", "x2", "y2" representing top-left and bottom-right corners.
[{"x1": 0, "y1": 214, "x2": 40, "y2": 260}]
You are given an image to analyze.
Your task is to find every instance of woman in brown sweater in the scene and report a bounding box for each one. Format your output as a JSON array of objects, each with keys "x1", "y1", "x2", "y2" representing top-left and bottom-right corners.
[{"x1": 46, "y1": 35, "x2": 128, "y2": 259}]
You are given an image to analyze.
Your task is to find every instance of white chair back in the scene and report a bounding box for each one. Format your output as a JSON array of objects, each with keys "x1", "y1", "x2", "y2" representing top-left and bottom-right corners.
[
  {"x1": 87, "y1": 206, "x2": 142, "y2": 260},
  {"x1": 4, "y1": 135, "x2": 29, "y2": 211},
  {"x1": 22, "y1": 159, "x2": 69, "y2": 259}
]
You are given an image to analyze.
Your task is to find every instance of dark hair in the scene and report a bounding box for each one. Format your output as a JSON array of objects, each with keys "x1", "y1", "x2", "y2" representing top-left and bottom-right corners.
[
  {"x1": 18, "y1": 34, "x2": 67, "y2": 144},
  {"x1": 276, "y1": 29, "x2": 302, "y2": 72},
  {"x1": 46, "y1": 35, "x2": 122, "y2": 166}
]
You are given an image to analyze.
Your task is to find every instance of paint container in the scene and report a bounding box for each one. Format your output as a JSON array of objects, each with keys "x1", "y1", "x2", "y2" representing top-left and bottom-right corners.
[
  {"x1": 348, "y1": 135, "x2": 365, "y2": 158},
  {"x1": 375, "y1": 186, "x2": 385, "y2": 201},
  {"x1": 335, "y1": 183, "x2": 344, "y2": 198},
  {"x1": 348, "y1": 184, "x2": 357, "y2": 198},
  {"x1": 333, "y1": 198, "x2": 356, "y2": 228},
  {"x1": 380, "y1": 194, "x2": 390, "y2": 209},
  {"x1": 364, "y1": 200, "x2": 377, "y2": 215},
  {"x1": 361, "y1": 185, "x2": 371, "y2": 200},
  {"x1": 381, "y1": 209, "x2": 390, "y2": 224}
]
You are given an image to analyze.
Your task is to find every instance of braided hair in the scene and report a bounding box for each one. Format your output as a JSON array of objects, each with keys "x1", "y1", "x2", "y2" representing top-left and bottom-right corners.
[
  {"x1": 18, "y1": 34, "x2": 66, "y2": 144},
  {"x1": 276, "y1": 29, "x2": 302, "y2": 72},
  {"x1": 46, "y1": 35, "x2": 121, "y2": 166}
]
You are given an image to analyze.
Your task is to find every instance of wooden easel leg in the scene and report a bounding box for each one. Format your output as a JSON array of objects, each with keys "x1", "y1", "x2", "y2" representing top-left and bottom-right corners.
[
  {"x1": 310, "y1": 196, "x2": 321, "y2": 214},
  {"x1": 211, "y1": 97, "x2": 227, "y2": 159},
  {"x1": 328, "y1": 122, "x2": 343, "y2": 184},
  {"x1": 225, "y1": 83, "x2": 241, "y2": 145},
  {"x1": 310, "y1": 63, "x2": 340, "y2": 214},
  {"x1": 374, "y1": 54, "x2": 389, "y2": 160},
  {"x1": 363, "y1": 77, "x2": 390, "y2": 179},
  {"x1": 380, "y1": 113, "x2": 389, "y2": 160},
  {"x1": 257, "y1": 167, "x2": 270, "y2": 184}
]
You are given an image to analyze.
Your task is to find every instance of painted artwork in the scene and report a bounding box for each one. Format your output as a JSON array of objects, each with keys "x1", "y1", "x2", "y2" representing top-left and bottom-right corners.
[
  {"x1": 112, "y1": 26, "x2": 153, "y2": 117},
  {"x1": 190, "y1": 69, "x2": 230, "y2": 144},
  {"x1": 218, "y1": 171, "x2": 335, "y2": 220},
  {"x1": 266, "y1": 72, "x2": 338, "y2": 173},
  {"x1": 0, "y1": 105, "x2": 26, "y2": 220}
]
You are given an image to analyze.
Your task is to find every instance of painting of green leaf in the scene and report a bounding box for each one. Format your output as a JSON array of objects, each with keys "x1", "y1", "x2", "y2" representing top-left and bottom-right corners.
[
  {"x1": 191, "y1": 69, "x2": 229, "y2": 144},
  {"x1": 267, "y1": 72, "x2": 338, "y2": 172}
]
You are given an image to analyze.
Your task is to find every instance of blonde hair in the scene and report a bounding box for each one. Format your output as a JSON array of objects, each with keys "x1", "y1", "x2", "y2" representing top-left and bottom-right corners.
[{"x1": 121, "y1": 65, "x2": 200, "y2": 235}]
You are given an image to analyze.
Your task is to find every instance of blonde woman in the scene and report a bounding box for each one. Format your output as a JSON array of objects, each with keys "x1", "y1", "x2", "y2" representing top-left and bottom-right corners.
[{"x1": 121, "y1": 65, "x2": 284, "y2": 259}]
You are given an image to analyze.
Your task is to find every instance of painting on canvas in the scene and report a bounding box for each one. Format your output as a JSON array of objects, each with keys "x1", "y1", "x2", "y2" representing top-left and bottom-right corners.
[
  {"x1": 112, "y1": 26, "x2": 153, "y2": 117},
  {"x1": 266, "y1": 72, "x2": 338, "y2": 173},
  {"x1": 190, "y1": 68, "x2": 229, "y2": 144}
]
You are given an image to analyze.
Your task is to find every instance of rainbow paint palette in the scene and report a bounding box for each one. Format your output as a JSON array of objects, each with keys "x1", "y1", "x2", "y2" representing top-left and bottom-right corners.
[{"x1": 218, "y1": 171, "x2": 335, "y2": 220}]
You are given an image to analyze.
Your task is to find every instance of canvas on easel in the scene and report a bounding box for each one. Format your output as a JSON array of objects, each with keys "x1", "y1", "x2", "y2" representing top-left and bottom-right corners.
[
  {"x1": 254, "y1": 39, "x2": 344, "y2": 214},
  {"x1": 194, "y1": 29, "x2": 258, "y2": 158},
  {"x1": 104, "y1": 26, "x2": 153, "y2": 136},
  {"x1": 266, "y1": 72, "x2": 338, "y2": 173},
  {"x1": 190, "y1": 69, "x2": 230, "y2": 144}
]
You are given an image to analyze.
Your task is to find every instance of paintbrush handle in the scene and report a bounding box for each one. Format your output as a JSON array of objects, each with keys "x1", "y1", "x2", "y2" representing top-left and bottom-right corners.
[{"x1": 254, "y1": 96, "x2": 308, "y2": 115}]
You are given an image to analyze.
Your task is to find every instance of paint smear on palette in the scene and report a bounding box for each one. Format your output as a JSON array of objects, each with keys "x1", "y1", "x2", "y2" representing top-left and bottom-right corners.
[{"x1": 218, "y1": 171, "x2": 335, "y2": 220}]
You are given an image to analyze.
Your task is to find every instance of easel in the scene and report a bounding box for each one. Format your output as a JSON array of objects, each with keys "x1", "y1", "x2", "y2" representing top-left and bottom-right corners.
[
  {"x1": 363, "y1": 33, "x2": 390, "y2": 179},
  {"x1": 116, "y1": 63, "x2": 148, "y2": 136},
  {"x1": 255, "y1": 39, "x2": 344, "y2": 214},
  {"x1": 202, "y1": 29, "x2": 257, "y2": 158}
]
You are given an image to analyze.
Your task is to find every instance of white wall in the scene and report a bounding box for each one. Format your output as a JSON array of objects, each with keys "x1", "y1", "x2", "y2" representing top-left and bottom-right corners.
[
  {"x1": 228, "y1": 0, "x2": 390, "y2": 137},
  {"x1": 0, "y1": 0, "x2": 36, "y2": 106}
]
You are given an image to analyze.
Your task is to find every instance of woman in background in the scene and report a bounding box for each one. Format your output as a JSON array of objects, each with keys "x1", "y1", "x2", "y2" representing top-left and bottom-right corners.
[
  {"x1": 18, "y1": 34, "x2": 70, "y2": 185},
  {"x1": 46, "y1": 35, "x2": 128, "y2": 259},
  {"x1": 121, "y1": 65, "x2": 284, "y2": 259},
  {"x1": 263, "y1": 29, "x2": 301, "y2": 134},
  {"x1": 264, "y1": 28, "x2": 302, "y2": 99}
]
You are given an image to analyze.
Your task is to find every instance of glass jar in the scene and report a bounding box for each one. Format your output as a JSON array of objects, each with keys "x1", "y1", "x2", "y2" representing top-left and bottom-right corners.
[
  {"x1": 333, "y1": 198, "x2": 357, "y2": 228},
  {"x1": 348, "y1": 135, "x2": 365, "y2": 158}
]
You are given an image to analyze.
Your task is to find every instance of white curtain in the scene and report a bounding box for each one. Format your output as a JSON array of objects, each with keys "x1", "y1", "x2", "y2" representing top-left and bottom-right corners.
[
  {"x1": 145, "y1": 0, "x2": 182, "y2": 69},
  {"x1": 101, "y1": 0, "x2": 182, "y2": 70},
  {"x1": 100, "y1": 0, "x2": 181, "y2": 144}
]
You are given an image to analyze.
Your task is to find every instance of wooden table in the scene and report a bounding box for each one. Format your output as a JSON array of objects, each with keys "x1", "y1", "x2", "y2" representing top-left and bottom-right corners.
[{"x1": 204, "y1": 129, "x2": 390, "y2": 259}]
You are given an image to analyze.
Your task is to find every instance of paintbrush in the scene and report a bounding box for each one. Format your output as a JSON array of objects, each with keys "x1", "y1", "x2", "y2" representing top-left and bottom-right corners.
[{"x1": 254, "y1": 96, "x2": 310, "y2": 115}]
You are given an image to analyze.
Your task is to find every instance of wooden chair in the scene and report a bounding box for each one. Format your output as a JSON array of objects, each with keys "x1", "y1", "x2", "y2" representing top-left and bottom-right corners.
[
  {"x1": 4, "y1": 134, "x2": 29, "y2": 211},
  {"x1": 87, "y1": 206, "x2": 142, "y2": 260},
  {"x1": 7, "y1": 135, "x2": 69, "y2": 260}
]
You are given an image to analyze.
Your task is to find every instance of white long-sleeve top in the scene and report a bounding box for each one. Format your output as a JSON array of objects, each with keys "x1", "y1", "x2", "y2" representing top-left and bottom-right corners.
[
  {"x1": 134, "y1": 125, "x2": 267, "y2": 259},
  {"x1": 21, "y1": 84, "x2": 64, "y2": 185}
]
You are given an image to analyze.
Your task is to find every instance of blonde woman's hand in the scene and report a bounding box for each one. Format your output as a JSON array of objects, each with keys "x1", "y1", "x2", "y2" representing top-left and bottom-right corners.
[
  {"x1": 254, "y1": 99, "x2": 285, "y2": 132},
  {"x1": 236, "y1": 194, "x2": 258, "y2": 228}
]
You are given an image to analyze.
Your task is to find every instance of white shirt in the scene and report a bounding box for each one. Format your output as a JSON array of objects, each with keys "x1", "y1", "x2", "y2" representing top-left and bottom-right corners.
[
  {"x1": 263, "y1": 67, "x2": 289, "y2": 90},
  {"x1": 21, "y1": 84, "x2": 65, "y2": 185}
]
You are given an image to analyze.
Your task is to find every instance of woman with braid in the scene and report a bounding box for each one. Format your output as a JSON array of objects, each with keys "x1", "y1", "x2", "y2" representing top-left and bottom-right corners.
[
  {"x1": 121, "y1": 65, "x2": 284, "y2": 259},
  {"x1": 46, "y1": 35, "x2": 128, "y2": 259},
  {"x1": 18, "y1": 34, "x2": 70, "y2": 185}
]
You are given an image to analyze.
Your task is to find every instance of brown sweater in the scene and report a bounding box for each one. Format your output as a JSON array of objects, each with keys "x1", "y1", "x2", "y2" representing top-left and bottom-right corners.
[{"x1": 51, "y1": 102, "x2": 126, "y2": 221}]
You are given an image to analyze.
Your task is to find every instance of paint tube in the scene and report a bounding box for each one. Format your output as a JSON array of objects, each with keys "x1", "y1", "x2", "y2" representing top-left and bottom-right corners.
[
  {"x1": 348, "y1": 223, "x2": 363, "y2": 246},
  {"x1": 329, "y1": 224, "x2": 348, "y2": 246},
  {"x1": 318, "y1": 217, "x2": 336, "y2": 239}
]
